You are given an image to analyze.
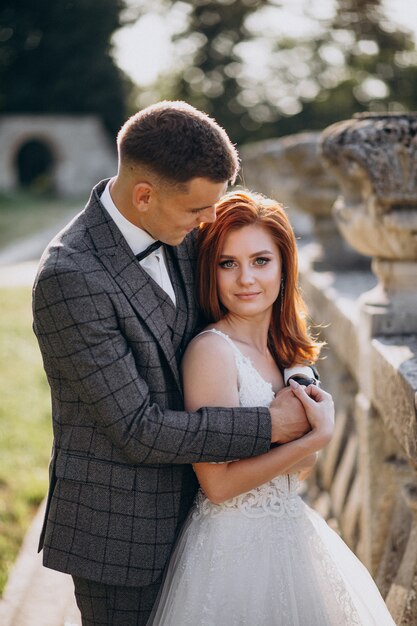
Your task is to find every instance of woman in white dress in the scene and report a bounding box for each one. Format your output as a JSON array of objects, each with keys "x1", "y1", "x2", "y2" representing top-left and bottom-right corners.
[{"x1": 147, "y1": 190, "x2": 396, "y2": 625}]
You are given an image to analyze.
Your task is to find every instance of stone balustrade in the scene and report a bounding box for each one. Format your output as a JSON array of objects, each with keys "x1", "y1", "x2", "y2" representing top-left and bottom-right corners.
[
  {"x1": 322, "y1": 113, "x2": 417, "y2": 336},
  {"x1": 241, "y1": 115, "x2": 417, "y2": 625}
]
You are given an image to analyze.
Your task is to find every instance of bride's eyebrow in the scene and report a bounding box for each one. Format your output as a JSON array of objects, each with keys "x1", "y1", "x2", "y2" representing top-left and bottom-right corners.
[{"x1": 219, "y1": 249, "x2": 274, "y2": 258}]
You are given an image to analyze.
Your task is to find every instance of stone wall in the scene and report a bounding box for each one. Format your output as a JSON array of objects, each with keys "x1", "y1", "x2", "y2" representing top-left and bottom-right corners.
[
  {"x1": 0, "y1": 115, "x2": 117, "y2": 196},
  {"x1": 241, "y1": 118, "x2": 417, "y2": 625}
]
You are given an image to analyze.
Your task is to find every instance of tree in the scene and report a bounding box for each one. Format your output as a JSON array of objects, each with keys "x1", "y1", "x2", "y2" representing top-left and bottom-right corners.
[
  {"x1": 150, "y1": 0, "x2": 417, "y2": 144},
  {"x1": 276, "y1": 0, "x2": 417, "y2": 135},
  {"x1": 152, "y1": 0, "x2": 270, "y2": 144},
  {"x1": 0, "y1": 0, "x2": 130, "y2": 137}
]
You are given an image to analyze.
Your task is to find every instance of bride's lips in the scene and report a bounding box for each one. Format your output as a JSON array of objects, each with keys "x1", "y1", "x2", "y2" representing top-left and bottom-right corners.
[{"x1": 234, "y1": 292, "x2": 261, "y2": 299}]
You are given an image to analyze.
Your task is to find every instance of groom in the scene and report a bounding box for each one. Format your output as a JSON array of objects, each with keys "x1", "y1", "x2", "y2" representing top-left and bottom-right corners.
[{"x1": 33, "y1": 101, "x2": 314, "y2": 625}]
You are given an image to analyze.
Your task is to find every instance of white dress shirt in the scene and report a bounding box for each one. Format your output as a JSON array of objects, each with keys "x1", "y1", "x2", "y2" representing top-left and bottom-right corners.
[{"x1": 101, "y1": 179, "x2": 176, "y2": 305}]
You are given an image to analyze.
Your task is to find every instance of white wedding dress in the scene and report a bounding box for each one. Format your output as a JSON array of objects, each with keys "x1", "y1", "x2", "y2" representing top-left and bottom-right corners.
[{"x1": 147, "y1": 329, "x2": 396, "y2": 626}]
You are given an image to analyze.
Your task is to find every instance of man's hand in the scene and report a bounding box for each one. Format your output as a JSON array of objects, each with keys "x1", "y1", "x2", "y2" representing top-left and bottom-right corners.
[{"x1": 269, "y1": 386, "x2": 311, "y2": 444}]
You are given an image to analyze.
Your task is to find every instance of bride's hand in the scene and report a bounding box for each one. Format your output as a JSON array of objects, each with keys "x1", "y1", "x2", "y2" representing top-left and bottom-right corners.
[{"x1": 288, "y1": 380, "x2": 334, "y2": 447}]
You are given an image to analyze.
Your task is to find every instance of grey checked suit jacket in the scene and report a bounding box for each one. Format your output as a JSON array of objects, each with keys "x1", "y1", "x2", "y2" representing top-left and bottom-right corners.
[{"x1": 32, "y1": 179, "x2": 271, "y2": 588}]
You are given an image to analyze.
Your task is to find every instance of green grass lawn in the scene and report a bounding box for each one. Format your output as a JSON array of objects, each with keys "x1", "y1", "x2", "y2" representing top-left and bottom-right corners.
[
  {"x1": 0, "y1": 191, "x2": 82, "y2": 247},
  {"x1": 0, "y1": 286, "x2": 52, "y2": 594}
]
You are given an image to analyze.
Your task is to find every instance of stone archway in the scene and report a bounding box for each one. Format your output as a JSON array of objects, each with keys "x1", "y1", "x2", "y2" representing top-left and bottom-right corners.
[
  {"x1": 16, "y1": 137, "x2": 55, "y2": 192},
  {"x1": 0, "y1": 115, "x2": 117, "y2": 197}
]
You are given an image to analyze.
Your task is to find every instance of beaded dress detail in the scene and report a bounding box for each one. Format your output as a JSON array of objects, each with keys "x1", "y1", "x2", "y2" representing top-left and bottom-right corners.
[{"x1": 147, "y1": 329, "x2": 396, "y2": 626}]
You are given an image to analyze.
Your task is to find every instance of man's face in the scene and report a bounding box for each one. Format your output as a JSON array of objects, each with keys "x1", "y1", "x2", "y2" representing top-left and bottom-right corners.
[{"x1": 140, "y1": 177, "x2": 227, "y2": 245}]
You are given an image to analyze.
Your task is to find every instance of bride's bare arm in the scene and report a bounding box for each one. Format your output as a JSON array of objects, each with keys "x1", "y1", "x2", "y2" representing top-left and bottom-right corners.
[
  {"x1": 286, "y1": 453, "x2": 318, "y2": 481},
  {"x1": 182, "y1": 336, "x2": 334, "y2": 504},
  {"x1": 181, "y1": 333, "x2": 240, "y2": 414}
]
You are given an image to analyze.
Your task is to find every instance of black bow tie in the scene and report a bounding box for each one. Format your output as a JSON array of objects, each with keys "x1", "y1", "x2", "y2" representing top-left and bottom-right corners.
[{"x1": 136, "y1": 240, "x2": 162, "y2": 262}]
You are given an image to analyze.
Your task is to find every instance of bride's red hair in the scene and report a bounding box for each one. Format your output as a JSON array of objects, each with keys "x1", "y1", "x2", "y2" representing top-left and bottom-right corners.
[{"x1": 196, "y1": 190, "x2": 322, "y2": 368}]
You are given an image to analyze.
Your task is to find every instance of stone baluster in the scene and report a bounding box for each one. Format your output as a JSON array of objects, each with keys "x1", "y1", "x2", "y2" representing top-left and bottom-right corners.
[
  {"x1": 384, "y1": 482, "x2": 417, "y2": 623},
  {"x1": 320, "y1": 113, "x2": 417, "y2": 625},
  {"x1": 321, "y1": 113, "x2": 417, "y2": 335}
]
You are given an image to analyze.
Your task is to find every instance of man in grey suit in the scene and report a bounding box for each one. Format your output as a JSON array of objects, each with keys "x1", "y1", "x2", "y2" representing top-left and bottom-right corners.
[{"x1": 33, "y1": 101, "x2": 313, "y2": 625}]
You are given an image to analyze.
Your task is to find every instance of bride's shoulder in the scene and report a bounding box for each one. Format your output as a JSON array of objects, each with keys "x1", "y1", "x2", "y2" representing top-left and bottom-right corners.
[
  {"x1": 182, "y1": 327, "x2": 237, "y2": 373},
  {"x1": 187, "y1": 327, "x2": 233, "y2": 352},
  {"x1": 182, "y1": 327, "x2": 240, "y2": 409}
]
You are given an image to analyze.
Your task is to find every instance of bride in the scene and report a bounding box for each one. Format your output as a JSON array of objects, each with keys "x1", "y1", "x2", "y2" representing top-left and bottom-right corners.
[{"x1": 147, "y1": 190, "x2": 396, "y2": 625}]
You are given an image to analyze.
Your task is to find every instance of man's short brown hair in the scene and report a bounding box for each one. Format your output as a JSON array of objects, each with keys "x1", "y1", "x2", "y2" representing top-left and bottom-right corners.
[{"x1": 117, "y1": 101, "x2": 239, "y2": 185}]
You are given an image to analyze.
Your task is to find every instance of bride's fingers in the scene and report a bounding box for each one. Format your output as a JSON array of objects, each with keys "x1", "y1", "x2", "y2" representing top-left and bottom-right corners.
[
  {"x1": 306, "y1": 385, "x2": 323, "y2": 400},
  {"x1": 304, "y1": 385, "x2": 315, "y2": 397},
  {"x1": 288, "y1": 379, "x2": 316, "y2": 407},
  {"x1": 289, "y1": 379, "x2": 333, "y2": 407}
]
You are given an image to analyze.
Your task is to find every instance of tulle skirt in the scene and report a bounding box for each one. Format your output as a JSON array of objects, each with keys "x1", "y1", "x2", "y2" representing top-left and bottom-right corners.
[{"x1": 147, "y1": 495, "x2": 396, "y2": 626}]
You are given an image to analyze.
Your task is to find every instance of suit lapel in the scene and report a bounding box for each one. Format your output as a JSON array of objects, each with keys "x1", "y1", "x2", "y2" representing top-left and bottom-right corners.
[
  {"x1": 84, "y1": 181, "x2": 182, "y2": 392},
  {"x1": 167, "y1": 232, "x2": 199, "y2": 341}
]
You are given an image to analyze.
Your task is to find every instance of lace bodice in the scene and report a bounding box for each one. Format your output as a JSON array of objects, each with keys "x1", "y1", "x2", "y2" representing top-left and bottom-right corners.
[{"x1": 193, "y1": 328, "x2": 302, "y2": 520}]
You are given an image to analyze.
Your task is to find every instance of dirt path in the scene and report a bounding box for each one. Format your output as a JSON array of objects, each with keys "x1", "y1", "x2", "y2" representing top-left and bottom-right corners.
[{"x1": 0, "y1": 499, "x2": 81, "y2": 626}]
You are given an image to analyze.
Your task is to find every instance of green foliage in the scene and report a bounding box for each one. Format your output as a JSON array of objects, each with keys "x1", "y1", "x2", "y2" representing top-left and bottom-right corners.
[
  {"x1": 0, "y1": 192, "x2": 81, "y2": 248},
  {"x1": 150, "y1": 0, "x2": 417, "y2": 144},
  {"x1": 297, "y1": 0, "x2": 417, "y2": 115},
  {"x1": 0, "y1": 0, "x2": 130, "y2": 136},
  {"x1": 161, "y1": 0, "x2": 269, "y2": 144},
  {"x1": 0, "y1": 287, "x2": 52, "y2": 594}
]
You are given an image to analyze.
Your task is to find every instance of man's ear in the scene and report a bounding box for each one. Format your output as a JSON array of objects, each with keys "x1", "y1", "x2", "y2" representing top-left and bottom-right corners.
[{"x1": 132, "y1": 182, "x2": 153, "y2": 212}]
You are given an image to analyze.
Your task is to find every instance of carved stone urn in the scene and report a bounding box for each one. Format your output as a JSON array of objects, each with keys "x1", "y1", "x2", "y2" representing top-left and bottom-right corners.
[{"x1": 321, "y1": 113, "x2": 417, "y2": 333}]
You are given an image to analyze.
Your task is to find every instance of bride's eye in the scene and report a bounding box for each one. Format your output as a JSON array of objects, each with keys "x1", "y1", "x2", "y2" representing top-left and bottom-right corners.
[
  {"x1": 219, "y1": 259, "x2": 236, "y2": 269},
  {"x1": 254, "y1": 257, "x2": 270, "y2": 266}
]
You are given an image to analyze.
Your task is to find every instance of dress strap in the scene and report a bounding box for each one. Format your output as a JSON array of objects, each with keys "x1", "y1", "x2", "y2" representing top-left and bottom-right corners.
[
  {"x1": 195, "y1": 328, "x2": 275, "y2": 407},
  {"x1": 194, "y1": 328, "x2": 247, "y2": 364}
]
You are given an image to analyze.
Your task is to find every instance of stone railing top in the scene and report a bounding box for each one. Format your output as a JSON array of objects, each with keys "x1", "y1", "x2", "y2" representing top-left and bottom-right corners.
[{"x1": 241, "y1": 132, "x2": 339, "y2": 219}]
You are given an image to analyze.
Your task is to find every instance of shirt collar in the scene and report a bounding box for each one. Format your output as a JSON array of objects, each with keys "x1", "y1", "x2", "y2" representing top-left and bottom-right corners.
[{"x1": 100, "y1": 178, "x2": 157, "y2": 256}]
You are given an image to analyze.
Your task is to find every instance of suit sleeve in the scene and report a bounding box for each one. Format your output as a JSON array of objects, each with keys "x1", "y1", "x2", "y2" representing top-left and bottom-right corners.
[{"x1": 33, "y1": 262, "x2": 271, "y2": 465}]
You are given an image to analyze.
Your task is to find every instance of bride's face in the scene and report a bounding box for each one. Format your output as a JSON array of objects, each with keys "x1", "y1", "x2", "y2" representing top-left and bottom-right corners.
[{"x1": 216, "y1": 224, "x2": 282, "y2": 319}]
